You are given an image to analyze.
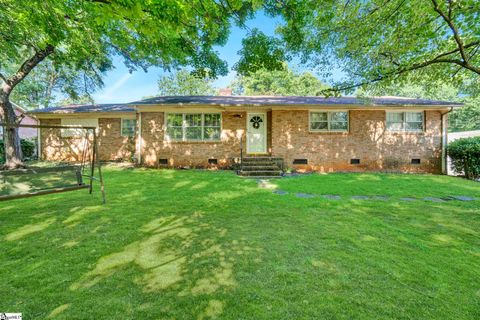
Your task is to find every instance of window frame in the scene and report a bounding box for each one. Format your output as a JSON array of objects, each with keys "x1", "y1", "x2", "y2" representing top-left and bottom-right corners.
[
  {"x1": 121, "y1": 117, "x2": 137, "y2": 137},
  {"x1": 164, "y1": 112, "x2": 222, "y2": 142},
  {"x1": 309, "y1": 110, "x2": 349, "y2": 133},
  {"x1": 386, "y1": 111, "x2": 424, "y2": 133}
]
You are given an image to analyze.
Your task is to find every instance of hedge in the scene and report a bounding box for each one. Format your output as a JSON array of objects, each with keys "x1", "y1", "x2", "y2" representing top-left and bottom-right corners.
[
  {"x1": 0, "y1": 139, "x2": 37, "y2": 164},
  {"x1": 447, "y1": 136, "x2": 480, "y2": 180}
]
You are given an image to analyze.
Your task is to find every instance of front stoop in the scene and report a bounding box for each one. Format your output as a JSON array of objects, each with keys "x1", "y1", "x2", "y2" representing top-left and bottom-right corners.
[{"x1": 238, "y1": 157, "x2": 284, "y2": 177}]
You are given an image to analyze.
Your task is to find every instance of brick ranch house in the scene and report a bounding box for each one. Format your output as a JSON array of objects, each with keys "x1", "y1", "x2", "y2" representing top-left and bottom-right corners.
[{"x1": 30, "y1": 96, "x2": 462, "y2": 174}]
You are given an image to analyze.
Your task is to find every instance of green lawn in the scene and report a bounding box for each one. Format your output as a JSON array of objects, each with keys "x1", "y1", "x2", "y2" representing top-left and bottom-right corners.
[{"x1": 1, "y1": 168, "x2": 479, "y2": 319}]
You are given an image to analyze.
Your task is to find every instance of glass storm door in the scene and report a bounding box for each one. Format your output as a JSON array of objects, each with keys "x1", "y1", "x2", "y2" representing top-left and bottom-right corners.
[{"x1": 246, "y1": 113, "x2": 267, "y2": 154}]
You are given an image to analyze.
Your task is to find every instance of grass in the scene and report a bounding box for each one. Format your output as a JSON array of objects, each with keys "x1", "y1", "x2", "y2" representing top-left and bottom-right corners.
[{"x1": 1, "y1": 168, "x2": 479, "y2": 319}]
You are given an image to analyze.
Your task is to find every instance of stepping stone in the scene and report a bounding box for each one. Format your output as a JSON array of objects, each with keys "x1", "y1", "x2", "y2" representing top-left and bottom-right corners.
[
  {"x1": 296, "y1": 193, "x2": 315, "y2": 198},
  {"x1": 400, "y1": 197, "x2": 417, "y2": 202},
  {"x1": 351, "y1": 196, "x2": 369, "y2": 200},
  {"x1": 450, "y1": 196, "x2": 476, "y2": 201},
  {"x1": 273, "y1": 190, "x2": 289, "y2": 195},
  {"x1": 372, "y1": 196, "x2": 390, "y2": 201},
  {"x1": 423, "y1": 197, "x2": 445, "y2": 202},
  {"x1": 322, "y1": 194, "x2": 341, "y2": 200},
  {"x1": 440, "y1": 197, "x2": 455, "y2": 201}
]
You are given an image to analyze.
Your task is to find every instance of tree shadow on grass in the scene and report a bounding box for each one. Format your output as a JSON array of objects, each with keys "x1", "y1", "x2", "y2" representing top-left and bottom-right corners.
[{"x1": 67, "y1": 212, "x2": 260, "y2": 318}]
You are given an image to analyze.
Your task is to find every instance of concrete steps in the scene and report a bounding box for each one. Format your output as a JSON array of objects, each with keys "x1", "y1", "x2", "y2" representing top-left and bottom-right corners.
[{"x1": 238, "y1": 157, "x2": 284, "y2": 177}]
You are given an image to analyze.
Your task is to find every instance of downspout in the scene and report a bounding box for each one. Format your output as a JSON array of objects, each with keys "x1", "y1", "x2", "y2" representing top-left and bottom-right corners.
[{"x1": 441, "y1": 107, "x2": 454, "y2": 175}]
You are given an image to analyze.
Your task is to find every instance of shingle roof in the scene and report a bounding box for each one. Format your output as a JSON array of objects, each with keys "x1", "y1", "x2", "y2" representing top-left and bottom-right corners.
[
  {"x1": 31, "y1": 96, "x2": 462, "y2": 114},
  {"x1": 131, "y1": 95, "x2": 463, "y2": 106},
  {"x1": 31, "y1": 103, "x2": 136, "y2": 114}
]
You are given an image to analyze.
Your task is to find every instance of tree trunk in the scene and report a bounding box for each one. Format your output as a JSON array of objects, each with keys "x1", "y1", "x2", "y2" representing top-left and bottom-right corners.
[
  {"x1": 1, "y1": 94, "x2": 23, "y2": 169},
  {"x1": 0, "y1": 44, "x2": 54, "y2": 169}
]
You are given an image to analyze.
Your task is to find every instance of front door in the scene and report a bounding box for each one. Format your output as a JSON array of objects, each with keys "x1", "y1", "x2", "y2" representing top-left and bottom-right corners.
[{"x1": 246, "y1": 112, "x2": 267, "y2": 154}]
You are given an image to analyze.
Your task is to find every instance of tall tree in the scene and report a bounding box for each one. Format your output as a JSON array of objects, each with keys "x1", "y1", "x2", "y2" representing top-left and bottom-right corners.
[
  {"x1": 158, "y1": 69, "x2": 216, "y2": 96},
  {"x1": 231, "y1": 65, "x2": 328, "y2": 95},
  {"x1": 233, "y1": 28, "x2": 288, "y2": 76},
  {"x1": 0, "y1": 0, "x2": 258, "y2": 168},
  {"x1": 265, "y1": 0, "x2": 480, "y2": 93}
]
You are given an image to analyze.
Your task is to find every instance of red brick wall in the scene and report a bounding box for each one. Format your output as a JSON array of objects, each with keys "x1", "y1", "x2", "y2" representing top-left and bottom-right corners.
[
  {"x1": 98, "y1": 118, "x2": 135, "y2": 161},
  {"x1": 39, "y1": 118, "x2": 135, "y2": 162},
  {"x1": 38, "y1": 109, "x2": 445, "y2": 173},
  {"x1": 271, "y1": 110, "x2": 442, "y2": 173},
  {"x1": 140, "y1": 111, "x2": 246, "y2": 167}
]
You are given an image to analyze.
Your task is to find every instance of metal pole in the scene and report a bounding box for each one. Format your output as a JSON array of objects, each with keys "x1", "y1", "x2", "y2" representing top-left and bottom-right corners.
[
  {"x1": 93, "y1": 130, "x2": 106, "y2": 204},
  {"x1": 89, "y1": 129, "x2": 96, "y2": 194}
]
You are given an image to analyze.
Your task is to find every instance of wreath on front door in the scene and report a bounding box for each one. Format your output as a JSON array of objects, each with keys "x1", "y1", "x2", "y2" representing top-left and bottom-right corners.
[{"x1": 250, "y1": 116, "x2": 263, "y2": 129}]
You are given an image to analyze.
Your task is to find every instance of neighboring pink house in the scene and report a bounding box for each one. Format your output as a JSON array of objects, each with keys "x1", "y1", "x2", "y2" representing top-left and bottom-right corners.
[{"x1": 0, "y1": 103, "x2": 38, "y2": 139}]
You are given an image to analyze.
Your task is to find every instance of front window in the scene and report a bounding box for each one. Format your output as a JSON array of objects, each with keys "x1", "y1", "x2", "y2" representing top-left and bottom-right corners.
[
  {"x1": 166, "y1": 113, "x2": 221, "y2": 141},
  {"x1": 386, "y1": 112, "x2": 424, "y2": 132},
  {"x1": 121, "y1": 118, "x2": 136, "y2": 137},
  {"x1": 310, "y1": 111, "x2": 348, "y2": 132}
]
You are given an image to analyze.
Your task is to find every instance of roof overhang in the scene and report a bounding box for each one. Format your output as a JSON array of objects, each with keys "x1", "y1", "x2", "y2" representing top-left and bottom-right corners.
[{"x1": 133, "y1": 103, "x2": 460, "y2": 112}]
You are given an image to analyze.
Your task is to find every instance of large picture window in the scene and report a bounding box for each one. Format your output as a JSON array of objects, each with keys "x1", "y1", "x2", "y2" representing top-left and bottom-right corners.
[
  {"x1": 310, "y1": 111, "x2": 348, "y2": 132},
  {"x1": 386, "y1": 111, "x2": 424, "y2": 132},
  {"x1": 166, "y1": 113, "x2": 221, "y2": 141}
]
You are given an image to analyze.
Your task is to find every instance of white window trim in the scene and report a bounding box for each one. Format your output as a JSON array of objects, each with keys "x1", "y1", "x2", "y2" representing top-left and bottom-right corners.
[
  {"x1": 386, "y1": 111, "x2": 424, "y2": 133},
  {"x1": 164, "y1": 112, "x2": 222, "y2": 142},
  {"x1": 309, "y1": 110, "x2": 349, "y2": 132},
  {"x1": 121, "y1": 117, "x2": 137, "y2": 137}
]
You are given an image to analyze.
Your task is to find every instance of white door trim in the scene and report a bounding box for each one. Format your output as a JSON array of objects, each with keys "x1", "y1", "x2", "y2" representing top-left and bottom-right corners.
[{"x1": 246, "y1": 112, "x2": 267, "y2": 154}]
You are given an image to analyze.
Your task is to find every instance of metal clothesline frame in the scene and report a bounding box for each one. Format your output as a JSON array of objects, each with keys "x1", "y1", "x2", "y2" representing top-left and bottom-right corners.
[{"x1": 0, "y1": 122, "x2": 106, "y2": 203}]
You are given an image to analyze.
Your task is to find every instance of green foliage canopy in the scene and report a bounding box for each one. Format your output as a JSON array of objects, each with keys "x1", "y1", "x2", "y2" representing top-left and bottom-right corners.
[
  {"x1": 232, "y1": 65, "x2": 328, "y2": 96},
  {"x1": 234, "y1": 28, "x2": 288, "y2": 76},
  {"x1": 265, "y1": 0, "x2": 480, "y2": 93},
  {"x1": 157, "y1": 69, "x2": 216, "y2": 96},
  {"x1": 1, "y1": 0, "x2": 260, "y2": 92}
]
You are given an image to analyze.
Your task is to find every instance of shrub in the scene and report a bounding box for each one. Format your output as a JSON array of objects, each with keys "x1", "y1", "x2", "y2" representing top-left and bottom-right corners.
[
  {"x1": 0, "y1": 138, "x2": 37, "y2": 164},
  {"x1": 447, "y1": 136, "x2": 480, "y2": 180}
]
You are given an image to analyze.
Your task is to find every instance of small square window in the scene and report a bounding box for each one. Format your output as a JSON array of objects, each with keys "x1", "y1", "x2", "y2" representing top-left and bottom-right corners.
[
  {"x1": 159, "y1": 158, "x2": 168, "y2": 165},
  {"x1": 350, "y1": 159, "x2": 360, "y2": 165},
  {"x1": 121, "y1": 119, "x2": 136, "y2": 137},
  {"x1": 411, "y1": 158, "x2": 421, "y2": 164},
  {"x1": 208, "y1": 158, "x2": 218, "y2": 165}
]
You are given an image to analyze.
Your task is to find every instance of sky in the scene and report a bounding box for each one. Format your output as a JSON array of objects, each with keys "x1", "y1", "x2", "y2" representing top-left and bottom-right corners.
[{"x1": 92, "y1": 12, "x2": 343, "y2": 104}]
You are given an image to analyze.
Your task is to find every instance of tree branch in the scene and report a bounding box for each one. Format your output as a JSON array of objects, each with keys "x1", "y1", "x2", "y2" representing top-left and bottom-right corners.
[
  {"x1": 431, "y1": 0, "x2": 468, "y2": 63},
  {"x1": 5, "y1": 44, "x2": 54, "y2": 91},
  {"x1": 324, "y1": 47, "x2": 480, "y2": 94}
]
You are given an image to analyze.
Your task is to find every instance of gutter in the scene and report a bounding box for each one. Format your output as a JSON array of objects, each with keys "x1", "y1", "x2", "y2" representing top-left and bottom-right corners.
[{"x1": 441, "y1": 107, "x2": 454, "y2": 175}]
